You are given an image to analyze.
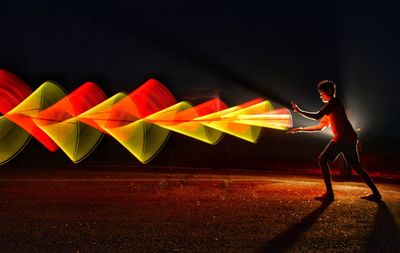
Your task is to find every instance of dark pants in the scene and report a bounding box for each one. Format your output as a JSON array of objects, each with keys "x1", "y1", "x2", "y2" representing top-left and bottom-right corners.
[{"x1": 318, "y1": 141, "x2": 379, "y2": 195}]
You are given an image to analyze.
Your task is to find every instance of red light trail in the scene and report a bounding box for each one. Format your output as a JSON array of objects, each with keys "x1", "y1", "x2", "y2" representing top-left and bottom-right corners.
[{"x1": 0, "y1": 70, "x2": 292, "y2": 164}]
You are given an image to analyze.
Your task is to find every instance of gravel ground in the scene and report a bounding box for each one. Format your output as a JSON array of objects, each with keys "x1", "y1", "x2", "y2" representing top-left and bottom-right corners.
[{"x1": 0, "y1": 169, "x2": 399, "y2": 252}]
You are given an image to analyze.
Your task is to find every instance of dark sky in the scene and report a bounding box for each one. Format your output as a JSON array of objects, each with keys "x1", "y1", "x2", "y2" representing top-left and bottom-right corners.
[{"x1": 1, "y1": 0, "x2": 399, "y2": 137}]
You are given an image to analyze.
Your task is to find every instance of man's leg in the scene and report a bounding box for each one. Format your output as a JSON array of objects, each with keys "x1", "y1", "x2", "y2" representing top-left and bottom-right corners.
[
  {"x1": 343, "y1": 141, "x2": 381, "y2": 200},
  {"x1": 353, "y1": 165, "x2": 381, "y2": 196},
  {"x1": 338, "y1": 154, "x2": 352, "y2": 180},
  {"x1": 317, "y1": 142, "x2": 339, "y2": 199}
]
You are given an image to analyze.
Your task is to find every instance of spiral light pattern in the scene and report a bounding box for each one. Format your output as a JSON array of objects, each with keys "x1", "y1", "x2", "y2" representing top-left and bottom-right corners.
[{"x1": 0, "y1": 70, "x2": 292, "y2": 164}]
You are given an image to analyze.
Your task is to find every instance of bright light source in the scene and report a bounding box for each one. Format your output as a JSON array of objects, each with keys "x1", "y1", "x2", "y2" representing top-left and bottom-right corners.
[{"x1": 0, "y1": 70, "x2": 292, "y2": 165}]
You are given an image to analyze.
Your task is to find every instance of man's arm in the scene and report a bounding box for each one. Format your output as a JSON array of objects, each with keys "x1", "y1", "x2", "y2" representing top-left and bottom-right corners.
[
  {"x1": 291, "y1": 101, "x2": 324, "y2": 120},
  {"x1": 287, "y1": 122, "x2": 328, "y2": 134}
]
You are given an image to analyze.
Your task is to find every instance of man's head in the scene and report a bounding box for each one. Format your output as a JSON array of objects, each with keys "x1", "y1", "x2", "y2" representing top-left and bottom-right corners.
[{"x1": 317, "y1": 80, "x2": 336, "y2": 103}]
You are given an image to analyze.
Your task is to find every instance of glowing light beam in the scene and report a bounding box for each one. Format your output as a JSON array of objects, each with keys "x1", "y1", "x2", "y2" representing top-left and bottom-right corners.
[{"x1": 0, "y1": 70, "x2": 292, "y2": 165}]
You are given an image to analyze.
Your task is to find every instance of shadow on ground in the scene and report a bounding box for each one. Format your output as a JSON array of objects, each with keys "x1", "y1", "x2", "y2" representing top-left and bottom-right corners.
[
  {"x1": 261, "y1": 200, "x2": 332, "y2": 252},
  {"x1": 366, "y1": 201, "x2": 400, "y2": 253}
]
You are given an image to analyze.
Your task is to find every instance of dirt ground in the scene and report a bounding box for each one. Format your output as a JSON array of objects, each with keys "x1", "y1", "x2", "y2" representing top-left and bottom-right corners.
[{"x1": 0, "y1": 168, "x2": 399, "y2": 252}]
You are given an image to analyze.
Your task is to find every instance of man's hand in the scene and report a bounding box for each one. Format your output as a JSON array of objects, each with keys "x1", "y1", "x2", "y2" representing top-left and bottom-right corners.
[
  {"x1": 291, "y1": 101, "x2": 300, "y2": 112},
  {"x1": 287, "y1": 127, "x2": 303, "y2": 134}
]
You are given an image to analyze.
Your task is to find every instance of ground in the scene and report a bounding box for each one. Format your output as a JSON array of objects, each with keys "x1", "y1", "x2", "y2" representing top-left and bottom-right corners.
[{"x1": 0, "y1": 167, "x2": 399, "y2": 252}]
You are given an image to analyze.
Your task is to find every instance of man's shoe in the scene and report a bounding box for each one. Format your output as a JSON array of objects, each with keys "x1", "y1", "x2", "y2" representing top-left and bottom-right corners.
[
  {"x1": 361, "y1": 193, "x2": 382, "y2": 202},
  {"x1": 314, "y1": 193, "x2": 334, "y2": 201}
]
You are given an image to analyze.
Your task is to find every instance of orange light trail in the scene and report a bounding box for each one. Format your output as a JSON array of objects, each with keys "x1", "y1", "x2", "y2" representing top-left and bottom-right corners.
[{"x1": 0, "y1": 70, "x2": 292, "y2": 164}]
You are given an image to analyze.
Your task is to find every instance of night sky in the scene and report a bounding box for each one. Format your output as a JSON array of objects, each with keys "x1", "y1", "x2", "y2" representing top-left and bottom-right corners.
[{"x1": 1, "y1": 1, "x2": 399, "y2": 138}]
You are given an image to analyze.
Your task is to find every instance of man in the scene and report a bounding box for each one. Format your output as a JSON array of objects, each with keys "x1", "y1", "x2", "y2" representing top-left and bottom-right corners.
[{"x1": 288, "y1": 80, "x2": 381, "y2": 201}]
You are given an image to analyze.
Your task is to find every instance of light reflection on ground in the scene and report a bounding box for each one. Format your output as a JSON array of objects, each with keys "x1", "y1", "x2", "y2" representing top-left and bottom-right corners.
[{"x1": 0, "y1": 168, "x2": 399, "y2": 252}]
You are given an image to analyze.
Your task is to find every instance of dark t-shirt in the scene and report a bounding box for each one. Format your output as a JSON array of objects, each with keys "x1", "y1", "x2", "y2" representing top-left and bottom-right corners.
[{"x1": 318, "y1": 98, "x2": 358, "y2": 143}]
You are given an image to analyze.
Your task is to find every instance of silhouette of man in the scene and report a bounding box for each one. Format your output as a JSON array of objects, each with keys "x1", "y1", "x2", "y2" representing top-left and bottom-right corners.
[{"x1": 288, "y1": 80, "x2": 381, "y2": 201}]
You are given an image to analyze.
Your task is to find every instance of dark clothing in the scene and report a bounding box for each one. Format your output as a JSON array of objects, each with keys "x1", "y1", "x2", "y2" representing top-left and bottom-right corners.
[
  {"x1": 318, "y1": 140, "x2": 380, "y2": 196},
  {"x1": 319, "y1": 140, "x2": 360, "y2": 166},
  {"x1": 320, "y1": 98, "x2": 358, "y2": 142},
  {"x1": 300, "y1": 98, "x2": 358, "y2": 143},
  {"x1": 297, "y1": 95, "x2": 380, "y2": 196}
]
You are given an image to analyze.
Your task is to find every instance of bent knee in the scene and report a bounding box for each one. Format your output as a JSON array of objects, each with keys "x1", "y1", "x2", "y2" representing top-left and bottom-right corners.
[{"x1": 318, "y1": 155, "x2": 329, "y2": 165}]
